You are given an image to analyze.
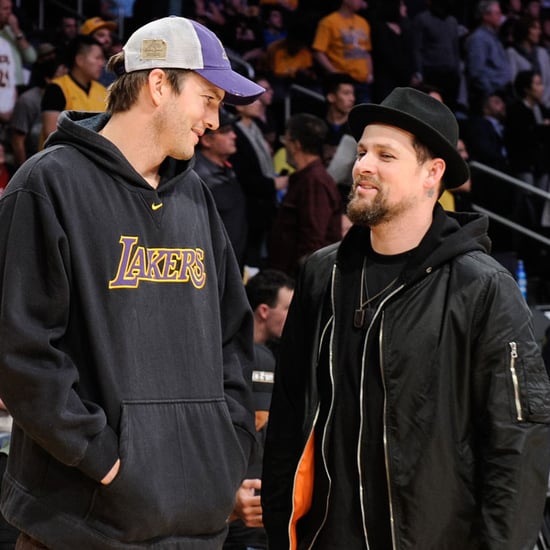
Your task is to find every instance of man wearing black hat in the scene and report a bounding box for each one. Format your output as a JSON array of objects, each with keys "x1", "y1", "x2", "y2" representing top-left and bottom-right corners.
[{"x1": 262, "y1": 87, "x2": 550, "y2": 549}]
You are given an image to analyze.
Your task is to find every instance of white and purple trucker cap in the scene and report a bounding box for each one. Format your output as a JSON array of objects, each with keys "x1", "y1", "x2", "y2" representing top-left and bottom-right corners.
[{"x1": 123, "y1": 16, "x2": 265, "y2": 105}]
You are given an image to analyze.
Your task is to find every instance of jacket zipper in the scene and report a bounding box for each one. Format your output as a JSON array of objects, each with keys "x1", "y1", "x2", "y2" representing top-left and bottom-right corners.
[
  {"x1": 377, "y1": 286, "x2": 404, "y2": 550},
  {"x1": 358, "y1": 285, "x2": 404, "y2": 550},
  {"x1": 306, "y1": 265, "x2": 338, "y2": 549},
  {"x1": 508, "y1": 342, "x2": 523, "y2": 421},
  {"x1": 378, "y1": 310, "x2": 398, "y2": 550},
  {"x1": 306, "y1": 265, "x2": 407, "y2": 549},
  {"x1": 358, "y1": 315, "x2": 373, "y2": 550}
]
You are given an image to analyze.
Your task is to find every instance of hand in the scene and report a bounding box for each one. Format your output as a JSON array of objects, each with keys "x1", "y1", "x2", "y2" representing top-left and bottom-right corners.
[
  {"x1": 255, "y1": 410, "x2": 269, "y2": 431},
  {"x1": 7, "y1": 13, "x2": 20, "y2": 35},
  {"x1": 101, "y1": 458, "x2": 120, "y2": 485},
  {"x1": 229, "y1": 478, "x2": 263, "y2": 527},
  {"x1": 274, "y1": 175, "x2": 288, "y2": 191}
]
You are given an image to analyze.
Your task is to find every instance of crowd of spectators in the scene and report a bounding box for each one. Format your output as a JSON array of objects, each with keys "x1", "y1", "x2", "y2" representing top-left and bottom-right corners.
[
  {"x1": 0, "y1": 2, "x2": 550, "y2": 547},
  {"x1": 3, "y1": 0, "x2": 550, "y2": 300}
]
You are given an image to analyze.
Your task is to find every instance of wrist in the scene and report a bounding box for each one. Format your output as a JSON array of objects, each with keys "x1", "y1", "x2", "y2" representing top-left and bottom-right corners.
[{"x1": 15, "y1": 33, "x2": 24, "y2": 40}]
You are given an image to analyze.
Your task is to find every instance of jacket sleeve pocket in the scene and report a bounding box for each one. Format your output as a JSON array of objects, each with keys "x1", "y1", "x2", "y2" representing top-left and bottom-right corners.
[{"x1": 507, "y1": 341, "x2": 550, "y2": 423}]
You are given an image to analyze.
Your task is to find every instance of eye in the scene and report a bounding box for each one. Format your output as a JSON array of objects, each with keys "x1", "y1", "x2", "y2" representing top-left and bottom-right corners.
[{"x1": 356, "y1": 150, "x2": 366, "y2": 159}]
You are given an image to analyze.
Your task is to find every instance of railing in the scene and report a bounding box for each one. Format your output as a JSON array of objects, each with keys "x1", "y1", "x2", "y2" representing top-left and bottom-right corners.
[
  {"x1": 36, "y1": 0, "x2": 84, "y2": 28},
  {"x1": 467, "y1": 160, "x2": 550, "y2": 306},
  {"x1": 225, "y1": 48, "x2": 255, "y2": 80},
  {"x1": 469, "y1": 161, "x2": 550, "y2": 247},
  {"x1": 284, "y1": 84, "x2": 324, "y2": 122},
  {"x1": 35, "y1": 0, "x2": 126, "y2": 38}
]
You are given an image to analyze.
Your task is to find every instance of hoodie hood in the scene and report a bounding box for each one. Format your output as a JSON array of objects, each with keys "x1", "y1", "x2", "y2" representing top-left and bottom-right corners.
[
  {"x1": 45, "y1": 111, "x2": 195, "y2": 192},
  {"x1": 337, "y1": 203, "x2": 491, "y2": 287}
]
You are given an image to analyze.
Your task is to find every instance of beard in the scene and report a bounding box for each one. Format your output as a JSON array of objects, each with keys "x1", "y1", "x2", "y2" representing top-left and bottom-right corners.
[{"x1": 346, "y1": 177, "x2": 390, "y2": 227}]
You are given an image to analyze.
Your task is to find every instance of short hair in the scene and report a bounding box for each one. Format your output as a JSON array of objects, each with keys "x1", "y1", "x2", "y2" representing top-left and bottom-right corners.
[
  {"x1": 64, "y1": 34, "x2": 103, "y2": 69},
  {"x1": 512, "y1": 15, "x2": 539, "y2": 43},
  {"x1": 323, "y1": 72, "x2": 356, "y2": 96},
  {"x1": 245, "y1": 269, "x2": 295, "y2": 311},
  {"x1": 375, "y1": 0, "x2": 402, "y2": 23},
  {"x1": 410, "y1": 136, "x2": 434, "y2": 166},
  {"x1": 410, "y1": 136, "x2": 447, "y2": 196},
  {"x1": 286, "y1": 113, "x2": 328, "y2": 157},
  {"x1": 106, "y1": 51, "x2": 190, "y2": 113},
  {"x1": 476, "y1": 0, "x2": 500, "y2": 19},
  {"x1": 514, "y1": 69, "x2": 538, "y2": 98},
  {"x1": 29, "y1": 58, "x2": 63, "y2": 87}
]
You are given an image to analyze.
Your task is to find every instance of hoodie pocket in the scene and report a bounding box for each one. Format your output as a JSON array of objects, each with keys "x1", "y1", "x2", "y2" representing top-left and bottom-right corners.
[
  {"x1": 86, "y1": 399, "x2": 247, "y2": 542},
  {"x1": 506, "y1": 341, "x2": 550, "y2": 423}
]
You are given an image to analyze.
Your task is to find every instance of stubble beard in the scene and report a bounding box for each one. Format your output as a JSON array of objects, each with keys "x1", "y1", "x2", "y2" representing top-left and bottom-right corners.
[
  {"x1": 156, "y1": 99, "x2": 195, "y2": 161},
  {"x1": 346, "y1": 179, "x2": 390, "y2": 227}
]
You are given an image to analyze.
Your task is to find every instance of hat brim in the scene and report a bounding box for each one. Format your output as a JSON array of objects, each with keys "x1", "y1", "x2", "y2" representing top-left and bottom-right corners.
[
  {"x1": 100, "y1": 21, "x2": 117, "y2": 31},
  {"x1": 196, "y1": 67, "x2": 265, "y2": 106},
  {"x1": 348, "y1": 104, "x2": 469, "y2": 189},
  {"x1": 92, "y1": 21, "x2": 117, "y2": 32},
  {"x1": 81, "y1": 20, "x2": 117, "y2": 34}
]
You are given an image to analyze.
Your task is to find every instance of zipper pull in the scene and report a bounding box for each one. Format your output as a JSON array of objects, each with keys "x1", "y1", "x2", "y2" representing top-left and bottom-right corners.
[{"x1": 508, "y1": 342, "x2": 523, "y2": 421}]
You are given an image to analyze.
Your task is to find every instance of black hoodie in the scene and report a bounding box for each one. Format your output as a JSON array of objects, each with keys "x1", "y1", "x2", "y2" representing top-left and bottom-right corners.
[{"x1": 0, "y1": 111, "x2": 256, "y2": 549}]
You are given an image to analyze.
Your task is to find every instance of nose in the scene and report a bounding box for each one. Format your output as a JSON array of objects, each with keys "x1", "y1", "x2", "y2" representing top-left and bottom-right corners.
[
  {"x1": 354, "y1": 151, "x2": 375, "y2": 174},
  {"x1": 205, "y1": 109, "x2": 220, "y2": 132}
]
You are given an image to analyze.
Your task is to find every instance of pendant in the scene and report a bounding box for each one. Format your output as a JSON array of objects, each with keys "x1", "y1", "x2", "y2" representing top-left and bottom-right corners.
[
  {"x1": 353, "y1": 308, "x2": 376, "y2": 329},
  {"x1": 353, "y1": 308, "x2": 365, "y2": 329}
]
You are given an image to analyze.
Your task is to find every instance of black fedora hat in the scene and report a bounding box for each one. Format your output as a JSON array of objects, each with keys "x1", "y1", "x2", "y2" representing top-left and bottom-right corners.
[{"x1": 348, "y1": 87, "x2": 469, "y2": 189}]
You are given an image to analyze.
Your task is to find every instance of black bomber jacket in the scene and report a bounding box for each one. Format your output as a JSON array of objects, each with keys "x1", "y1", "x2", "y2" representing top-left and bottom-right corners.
[{"x1": 263, "y1": 205, "x2": 550, "y2": 550}]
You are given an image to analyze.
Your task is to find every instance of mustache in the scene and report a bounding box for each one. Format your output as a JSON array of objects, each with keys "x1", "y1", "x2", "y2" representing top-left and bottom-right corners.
[{"x1": 352, "y1": 175, "x2": 380, "y2": 188}]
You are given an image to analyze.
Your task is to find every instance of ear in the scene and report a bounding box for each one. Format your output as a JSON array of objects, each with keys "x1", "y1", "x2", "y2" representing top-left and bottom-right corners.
[
  {"x1": 147, "y1": 68, "x2": 168, "y2": 106},
  {"x1": 256, "y1": 303, "x2": 270, "y2": 322},
  {"x1": 74, "y1": 52, "x2": 84, "y2": 68},
  {"x1": 200, "y1": 133, "x2": 213, "y2": 149},
  {"x1": 425, "y1": 158, "x2": 446, "y2": 194},
  {"x1": 285, "y1": 138, "x2": 299, "y2": 155}
]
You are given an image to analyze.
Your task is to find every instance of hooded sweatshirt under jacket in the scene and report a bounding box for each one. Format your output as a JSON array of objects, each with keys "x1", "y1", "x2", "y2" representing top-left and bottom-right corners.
[{"x1": 0, "y1": 111, "x2": 256, "y2": 549}]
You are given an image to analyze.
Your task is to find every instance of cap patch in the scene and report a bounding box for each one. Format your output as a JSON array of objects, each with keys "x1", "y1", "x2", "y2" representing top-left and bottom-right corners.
[{"x1": 141, "y1": 39, "x2": 168, "y2": 60}]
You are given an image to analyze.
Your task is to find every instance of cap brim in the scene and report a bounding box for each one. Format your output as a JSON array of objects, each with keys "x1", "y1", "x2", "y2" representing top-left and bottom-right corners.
[
  {"x1": 94, "y1": 21, "x2": 117, "y2": 32},
  {"x1": 349, "y1": 104, "x2": 469, "y2": 189},
  {"x1": 82, "y1": 21, "x2": 117, "y2": 34},
  {"x1": 196, "y1": 67, "x2": 265, "y2": 106}
]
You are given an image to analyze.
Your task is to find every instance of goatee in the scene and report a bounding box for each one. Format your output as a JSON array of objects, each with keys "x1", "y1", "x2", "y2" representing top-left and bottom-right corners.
[{"x1": 346, "y1": 180, "x2": 389, "y2": 227}]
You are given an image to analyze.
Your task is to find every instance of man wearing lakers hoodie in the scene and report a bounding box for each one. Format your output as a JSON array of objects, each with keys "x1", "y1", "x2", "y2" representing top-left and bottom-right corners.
[{"x1": 0, "y1": 16, "x2": 265, "y2": 549}]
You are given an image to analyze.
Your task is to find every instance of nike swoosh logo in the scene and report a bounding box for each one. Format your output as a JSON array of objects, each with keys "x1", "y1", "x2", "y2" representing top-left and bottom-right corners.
[{"x1": 152, "y1": 202, "x2": 163, "y2": 211}]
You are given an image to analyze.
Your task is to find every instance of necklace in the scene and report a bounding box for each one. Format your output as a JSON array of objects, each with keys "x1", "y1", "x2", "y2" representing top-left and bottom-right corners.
[{"x1": 353, "y1": 258, "x2": 398, "y2": 329}]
